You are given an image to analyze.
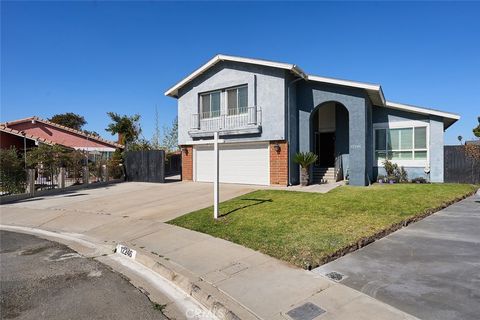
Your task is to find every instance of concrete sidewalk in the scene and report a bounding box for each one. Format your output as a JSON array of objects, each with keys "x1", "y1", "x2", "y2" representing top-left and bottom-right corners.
[{"x1": 0, "y1": 182, "x2": 417, "y2": 320}]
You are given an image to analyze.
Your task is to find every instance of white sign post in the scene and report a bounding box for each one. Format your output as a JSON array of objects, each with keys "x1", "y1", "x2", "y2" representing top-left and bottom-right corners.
[
  {"x1": 213, "y1": 131, "x2": 220, "y2": 219},
  {"x1": 186, "y1": 132, "x2": 224, "y2": 219}
]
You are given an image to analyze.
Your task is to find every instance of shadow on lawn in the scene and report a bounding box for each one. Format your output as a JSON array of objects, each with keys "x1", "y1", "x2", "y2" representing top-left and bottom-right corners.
[{"x1": 219, "y1": 198, "x2": 272, "y2": 218}]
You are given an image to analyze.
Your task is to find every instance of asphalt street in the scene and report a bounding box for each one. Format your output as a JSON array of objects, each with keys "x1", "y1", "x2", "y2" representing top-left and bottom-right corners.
[{"x1": 0, "y1": 230, "x2": 167, "y2": 320}]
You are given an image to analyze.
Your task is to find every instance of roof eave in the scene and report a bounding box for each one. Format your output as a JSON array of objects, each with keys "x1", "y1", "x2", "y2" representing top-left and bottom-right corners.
[
  {"x1": 385, "y1": 101, "x2": 460, "y2": 129},
  {"x1": 164, "y1": 54, "x2": 307, "y2": 99},
  {"x1": 2, "y1": 117, "x2": 124, "y2": 149}
]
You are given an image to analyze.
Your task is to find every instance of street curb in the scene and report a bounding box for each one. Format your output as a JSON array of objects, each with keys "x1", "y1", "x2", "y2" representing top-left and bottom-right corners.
[
  {"x1": 0, "y1": 225, "x2": 259, "y2": 320},
  {"x1": 131, "y1": 248, "x2": 258, "y2": 320}
]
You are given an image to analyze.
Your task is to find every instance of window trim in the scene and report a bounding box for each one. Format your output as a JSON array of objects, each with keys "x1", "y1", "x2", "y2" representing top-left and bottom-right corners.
[
  {"x1": 373, "y1": 121, "x2": 430, "y2": 167},
  {"x1": 200, "y1": 90, "x2": 221, "y2": 119},
  {"x1": 226, "y1": 85, "x2": 248, "y2": 116}
]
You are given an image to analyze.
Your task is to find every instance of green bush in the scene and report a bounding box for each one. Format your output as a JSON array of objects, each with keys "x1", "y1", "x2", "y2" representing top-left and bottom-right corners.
[
  {"x1": 382, "y1": 159, "x2": 408, "y2": 183},
  {"x1": 293, "y1": 152, "x2": 318, "y2": 168},
  {"x1": 0, "y1": 147, "x2": 26, "y2": 194},
  {"x1": 107, "y1": 149, "x2": 124, "y2": 179}
]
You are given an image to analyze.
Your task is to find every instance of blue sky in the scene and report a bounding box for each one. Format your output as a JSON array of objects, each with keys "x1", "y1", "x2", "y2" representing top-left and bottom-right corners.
[{"x1": 2, "y1": 1, "x2": 479, "y2": 145}]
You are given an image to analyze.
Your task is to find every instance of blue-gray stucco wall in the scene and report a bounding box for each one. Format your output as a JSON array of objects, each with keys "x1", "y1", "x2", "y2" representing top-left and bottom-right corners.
[
  {"x1": 335, "y1": 105, "x2": 349, "y2": 178},
  {"x1": 177, "y1": 61, "x2": 286, "y2": 145},
  {"x1": 286, "y1": 73, "x2": 300, "y2": 185},
  {"x1": 295, "y1": 81, "x2": 371, "y2": 186},
  {"x1": 174, "y1": 60, "x2": 448, "y2": 185},
  {"x1": 371, "y1": 106, "x2": 445, "y2": 182}
]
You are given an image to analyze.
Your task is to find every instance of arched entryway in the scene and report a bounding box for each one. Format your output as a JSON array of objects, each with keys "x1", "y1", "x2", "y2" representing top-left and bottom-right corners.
[{"x1": 310, "y1": 101, "x2": 349, "y2": 183}]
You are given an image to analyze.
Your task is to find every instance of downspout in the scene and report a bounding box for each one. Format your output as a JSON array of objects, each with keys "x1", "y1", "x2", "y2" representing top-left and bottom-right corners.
[{"x1": 286, "y1": 74, "x2": 306, "y2": 186}]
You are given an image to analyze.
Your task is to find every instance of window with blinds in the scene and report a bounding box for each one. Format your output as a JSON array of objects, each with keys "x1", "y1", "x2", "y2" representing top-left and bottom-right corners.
[
  {"x1": 375, "y1": 126, "x2": 427, "y2": 161},
  {"x1": 227, "y1": 86, "x2": 248, "y2": 116}
]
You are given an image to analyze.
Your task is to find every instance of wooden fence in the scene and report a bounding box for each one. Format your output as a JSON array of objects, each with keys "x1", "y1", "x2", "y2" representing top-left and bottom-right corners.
[
  {"x1": 444, "y1": 146, "x2": 480, "y2": 184},
  {"x1": 124, "y1": 150, "x2": 165, "y2": 183}
]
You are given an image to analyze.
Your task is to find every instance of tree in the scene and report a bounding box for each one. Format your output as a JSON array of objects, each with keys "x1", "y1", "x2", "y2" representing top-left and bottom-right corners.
[
  {"x1": 0, "y1": 147, "x2": 26, "y2": 194},
  {"x1": 465, "y1": 117, "x2": 480, "y2": 161},
  {"x1": 129, "y1": 139, "x2": 152, "y2": 151},
  {"x1": 49, "y1": 113, "x2": 87, "y2": 131},
  {"x1": 293, "y1": 152, "x2": 318, "y2": 186},
  {"x1": 83, "y1": 130, "x2": 100, "y2": 137},
  {"x1": 151, "y1": 106, "x2": 162, "y2": 149},
  {"x1": 162, "y1": 117, "x2": 178, "y2": 152},
  {"x1": 105, "y1": 112, "x2": 141, "y2": 147},
  {"x1": 473, "y1": 116, "x2": 480, "y2": 138},
  {"x1": 27, "y1": 144, "x2": 86, "y2": 184}
]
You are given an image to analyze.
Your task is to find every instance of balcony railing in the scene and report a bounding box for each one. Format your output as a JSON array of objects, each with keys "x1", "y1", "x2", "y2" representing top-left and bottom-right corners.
[{"x1": 190, "y1": 106, "x2": 262, "y2": 134}]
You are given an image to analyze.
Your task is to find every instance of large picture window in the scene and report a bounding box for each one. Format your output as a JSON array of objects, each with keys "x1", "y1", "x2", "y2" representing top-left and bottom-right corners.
[
  {"x1": 375, "y1": 126, "x2": 428, "y2": 162},
  {"x1": 227, "y1": 86, "x2": 248, "y2": 116},
  {"x1": 200, "y1": 91, "x2": 221, "y2": 119}
]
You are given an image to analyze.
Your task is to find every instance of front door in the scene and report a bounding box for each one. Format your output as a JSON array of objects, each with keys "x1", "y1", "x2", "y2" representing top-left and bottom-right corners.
[{"x1": 318, "y1": 132, "x2": 335, "y2": 167}]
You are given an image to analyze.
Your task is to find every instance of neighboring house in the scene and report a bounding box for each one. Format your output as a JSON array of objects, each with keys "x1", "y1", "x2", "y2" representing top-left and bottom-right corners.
[
  {"x1": 0, "y1": 125, "x2": 54, "y2": 150},
  {"x1": 165, "y1": 54, "x2": 459, "y2": 186},
  {"x1": 1, "y1": 117, "x2": 123, "y2": 159}
]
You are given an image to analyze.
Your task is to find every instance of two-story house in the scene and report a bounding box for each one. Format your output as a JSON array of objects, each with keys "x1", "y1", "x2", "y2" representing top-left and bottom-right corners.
[{"x1": 165, "y1": 54, "x2": 459, "y2": 186}]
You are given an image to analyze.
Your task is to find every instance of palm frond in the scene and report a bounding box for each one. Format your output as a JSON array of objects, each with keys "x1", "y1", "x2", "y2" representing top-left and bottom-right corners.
[{"x1": 293, "y1": 152, "x2": 318, "y2": 168}]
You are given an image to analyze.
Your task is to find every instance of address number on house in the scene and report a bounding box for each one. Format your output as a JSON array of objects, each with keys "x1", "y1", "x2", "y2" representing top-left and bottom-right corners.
[{"x1": 116, "y1": 244, "x2": 137, "y2": 260}]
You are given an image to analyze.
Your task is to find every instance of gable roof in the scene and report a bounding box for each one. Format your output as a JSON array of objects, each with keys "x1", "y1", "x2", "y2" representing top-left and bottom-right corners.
[
  {"x1": 164, "y1": 54, "x2": 459, "y2": 127},
  {"x1": 2, "y1": 116, "x2": 124, "y2": 149},
  {"x1": 164, "y1": 54, "x2": 307, "y2": 98},
  {"x1": 0, "y1": 124, "x2": 55, "y2": 145}
]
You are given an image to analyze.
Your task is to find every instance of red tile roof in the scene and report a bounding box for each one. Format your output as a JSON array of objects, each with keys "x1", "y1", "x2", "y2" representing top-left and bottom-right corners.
[
  {"x1": 0, "y1": 124, "x2": 55, "y2": 145},
  {"x1": 2, "y1": 116, "x2": 124, "y2": 149}
]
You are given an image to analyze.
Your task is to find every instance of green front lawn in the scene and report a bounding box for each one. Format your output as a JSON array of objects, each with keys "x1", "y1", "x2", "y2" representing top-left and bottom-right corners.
[{"x1": 168, "y1": 184, "x2": 477, "y2": 269}]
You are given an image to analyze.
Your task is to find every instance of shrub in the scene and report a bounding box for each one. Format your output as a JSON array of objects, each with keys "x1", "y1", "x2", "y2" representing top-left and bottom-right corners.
[
  {"x1": 293, "y1": 152, "x2": 318, "y2": 186},
  {"x1": 399, "y1": 166, "x2": 408, "y2": 182},
  {"x1": 382, "y1": 159, "x2": 408, "y2": 183},
  {"x1": 411, "y1": 177, "x2": 427, "y2": 184},
  {"x1": 293, "y1": 152, "x2": 318, "y2": 169},
  {"x1": 107, "y1": 150, "x2": 124, "y2": 179},
  {"x1": 0, "y1": 147, "x2": 26, "y2": 194},
  {"x1": 387, "y1": 175, "x2": 398, "y2": 183},
  {"x1": 465, "y1": 144, "x2": 480, "y2": 161},
  {"x1": 383, "y1": 159, "x2": 397, "y2": 177}
]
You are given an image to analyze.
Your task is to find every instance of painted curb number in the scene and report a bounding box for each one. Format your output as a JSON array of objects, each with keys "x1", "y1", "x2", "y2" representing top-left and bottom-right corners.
[{"x1": 116, "y1": 244, "x2": 136, "y2": 260}]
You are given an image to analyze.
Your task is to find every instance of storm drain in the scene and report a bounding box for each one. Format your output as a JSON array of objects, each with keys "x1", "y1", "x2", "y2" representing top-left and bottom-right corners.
[
  {"x1": 325, "y1": 271, "x2": 345, "y2": 282},
  {"x1": 286, "y1": 302, "x2": 325, "y2": 320}
]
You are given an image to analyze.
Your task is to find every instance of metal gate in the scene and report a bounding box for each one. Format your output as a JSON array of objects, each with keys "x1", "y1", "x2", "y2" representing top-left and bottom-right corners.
[
  {"x1": 124, "y1": 150, "x2": 165, "y2": 183},
  {"x1": 444, "y1": 146, "x2": 480, "y2": 184}
]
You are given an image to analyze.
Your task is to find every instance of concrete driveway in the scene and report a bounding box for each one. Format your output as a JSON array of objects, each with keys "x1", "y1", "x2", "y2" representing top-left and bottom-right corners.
[
  {"x1": 313, "y1": 195, "x2": 480, "y2": 320},
  {"x1": 1, "y1": 181, "x2": 256, "y2": 223}
]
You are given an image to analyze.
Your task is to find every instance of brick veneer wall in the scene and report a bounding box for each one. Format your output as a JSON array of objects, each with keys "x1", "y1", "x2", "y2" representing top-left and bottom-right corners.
[
  {"x1": 181, "y1": 145, "x2": 193, "y2": 181},
  {"x1": 270, "y1": 140, "x2": 288, "y2": 186}
]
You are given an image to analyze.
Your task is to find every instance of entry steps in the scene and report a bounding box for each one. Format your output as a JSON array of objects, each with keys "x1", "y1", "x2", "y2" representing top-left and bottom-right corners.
[{"x1": 312, "y1": 167, "x2": 336, "y2": 184}]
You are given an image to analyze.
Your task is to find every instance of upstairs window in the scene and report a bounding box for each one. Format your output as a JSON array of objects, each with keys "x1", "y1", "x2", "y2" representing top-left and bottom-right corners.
[
  {"x1": 200, "y1": 91, "x2": 221, "y2": 119},
  {"x1": 227, "y1": 86, "x2": 248, "y2": 116},
  {"x1": 375, "y1": 126, "x2": 428, "y2": 162}
]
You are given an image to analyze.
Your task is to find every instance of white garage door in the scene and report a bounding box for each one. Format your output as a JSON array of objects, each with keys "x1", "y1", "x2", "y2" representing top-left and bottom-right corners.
[{"x1": 194, "y1": 142, "x2": 270, "y2": 185}]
